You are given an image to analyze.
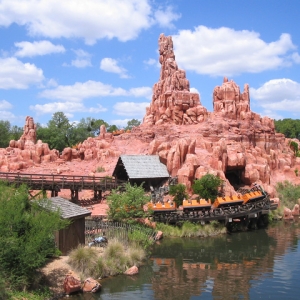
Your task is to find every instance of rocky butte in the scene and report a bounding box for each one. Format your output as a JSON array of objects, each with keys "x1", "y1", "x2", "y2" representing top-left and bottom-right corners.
[{"x1": 1, "y1": 33, "x2": 300, "y2": 205}]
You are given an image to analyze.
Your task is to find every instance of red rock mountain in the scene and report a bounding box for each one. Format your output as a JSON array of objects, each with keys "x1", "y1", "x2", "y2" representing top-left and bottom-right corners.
[{"x1": 1, "y1": 33, "x2": 300, "y2": 197}]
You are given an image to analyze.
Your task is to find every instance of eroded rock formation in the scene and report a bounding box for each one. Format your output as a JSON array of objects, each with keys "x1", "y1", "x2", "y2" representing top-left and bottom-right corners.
[
  {"x1": 0, "y1": 33, "x2": 300, "y2": 207},
  {"x1": 143, "y1": 33, "x2": 208, "y2": 126}
]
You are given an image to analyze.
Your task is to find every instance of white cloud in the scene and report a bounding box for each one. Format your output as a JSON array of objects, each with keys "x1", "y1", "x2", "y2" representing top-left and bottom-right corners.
[
  {"x1": 14, "y1": 40, "x2": 65, "y2": 57},
  {"x1": 0, "y1": 0, "x2": 155, "y2": 44},
  {"x1": 154, "y1": 5, "x2": 181, "y2": 29},
  {"x1": 190, "y1": 87, "x2": 200, "y2": 95},
  {"x1": 0, "y1": 57, "x2": 44, "y2": 89},
  {"x1": 292, "y1": 52, "x2": 300, "y2": 64},
  {"x1": 100, "y1": 58, "x2": 129, "y2": 78},
  {"x1": 144, "y1": 58, "x2": 156, "y2": 65},
  {"x1": 39, "y1": 81, "x2": 152, "y2": 102},
  {"x1": 30, "y1": 101, "x2": 107, "y2": 115},
  {"x1": 129, "y1": 87, "x2": 152, "y2": 99},
  {"x1": 173, "y1": 26, "x2": 297, "y2": 76},
  {"x1": 0, "y1": 100, "x2": 13, "y2": 110},
  {"x1": 0, "y1": 110, "x2": 17, "y2": 121},
  {"x1": 113, "y1": 102, "x2": 149, "y2": 116},
  {"x1": 39, "y1": 80, "x2": 127, "y2": 101},
  {"x1": 110, "y1": 118, "x2": 131, "y2": 128},
  {"x1": 71, "y1": 49, "x2": 92, "y2": 68},
  {"x1": 250, "y1": 78, "x2": 300, "y2": 113}
]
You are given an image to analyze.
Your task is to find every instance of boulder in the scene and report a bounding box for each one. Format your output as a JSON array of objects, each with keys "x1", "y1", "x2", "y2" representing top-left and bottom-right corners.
[
  {"x1": 82, "y1": 277, "x2": 101, "y2": 293},
  {"x1": 124, "y1": 266, "x2": 139, "y2": 275},
  {"x1": 63, "y1": 275, "x2": 82, "y2": 295}
]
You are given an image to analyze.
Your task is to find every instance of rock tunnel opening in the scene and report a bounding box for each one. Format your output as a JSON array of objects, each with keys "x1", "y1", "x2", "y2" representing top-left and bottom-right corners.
[{"x1": 225, "y1": 168, "x2": 245, "y2": 190}]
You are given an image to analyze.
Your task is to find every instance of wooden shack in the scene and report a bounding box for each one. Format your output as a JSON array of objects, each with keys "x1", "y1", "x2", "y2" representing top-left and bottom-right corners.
[
  {"x1": 46, "y1": 196, "x2": 91, "y2": 255},
  {"x1": 112, "y1": 155, "x2": 170, "y2": 189}
]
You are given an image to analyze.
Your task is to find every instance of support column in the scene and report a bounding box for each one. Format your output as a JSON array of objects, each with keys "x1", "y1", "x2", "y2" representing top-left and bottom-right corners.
[{"x1": 71, "y1": 189, "x2": 79, "y2": 203}]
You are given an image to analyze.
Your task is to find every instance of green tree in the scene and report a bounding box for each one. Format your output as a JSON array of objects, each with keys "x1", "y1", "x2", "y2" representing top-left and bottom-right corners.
[
  {"x1": 107, "y1": 183, "x2": 150, "y2": 222},
  {"x1": 107, "y1": 124, "x2": 119, "y2": 133},
  {"x1": 124, "y1": 119, "x2": 141, "y2": 131},
  {"x1": 275, "y1": 118, "x2": 300, "y2": 139},
  {"x1": 46, "y1": 112, "x2": 72, "y2": 151},
  {"x1": 9, "y1": 125, "x2": 23, "y2": 141},
  {"x1": 192, "y1": 173, "x2": 223, "y2": 203},
  {"x1": 0, "y1": 120, "x2": 11, "y2": 148},
  {"x1": 169, "y1": 183, "x2": 188, "y2": 207},
  {"x1": 0, "y1": 182, "x2": 68, "y2": 291}
]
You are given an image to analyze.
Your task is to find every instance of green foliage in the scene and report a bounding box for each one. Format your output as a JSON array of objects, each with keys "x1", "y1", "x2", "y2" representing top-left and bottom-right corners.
[
  {"x1": 192, "y1": 173, "x2": 223, "y2": 203},
  {"x1": 68, "y1": 239, "x2": 146, "y2": 278},
  {"x1": 275, "y1": 180, "x2": 300, "y2": 209},
  {"x1": 107, "y1": 183, "x2": 150, "y2": 221},
  {"x1": 128, "y1": 229, "x2": 153, "y2": 249},
  {"x1": 0, "y1": 182, "x2": 69, "y2": 291},
  {"x1": 289, "y1": 141, "x2": 300, "y2": 157},
  {"x1": 124, "y1": 119, "x2": 141, "y2": 131},
  {"x1": 275, "y1": 118, "x2": 300, "y2": 139},
  {"x1": 156, "y1": 221, "x2": 227, "y2": 238},
  {"x1": 169, "y1": 183, "x2": 188, "y2": 207},
  {"x1": 0, "y1": 120, "x2": 11, "y2": 148},
  {"x1": 96, "y1": 166, "x2": 106, "y2": 172}
]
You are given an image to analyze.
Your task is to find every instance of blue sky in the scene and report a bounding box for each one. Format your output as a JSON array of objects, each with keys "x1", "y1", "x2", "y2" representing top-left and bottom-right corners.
[{"x1": 0, "y1": 0, "x2": 299, "y2": 128}]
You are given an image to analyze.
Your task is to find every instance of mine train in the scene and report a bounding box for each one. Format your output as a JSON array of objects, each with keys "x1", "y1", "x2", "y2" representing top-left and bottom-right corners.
[{"x1": 147, "y1": 184, "x2": 272, "y2": 222}]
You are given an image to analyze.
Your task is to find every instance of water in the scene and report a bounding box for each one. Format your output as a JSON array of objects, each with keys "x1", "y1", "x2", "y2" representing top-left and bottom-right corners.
[{"x1": 67, "y1": 221, "x2": 300, "y2": 300}]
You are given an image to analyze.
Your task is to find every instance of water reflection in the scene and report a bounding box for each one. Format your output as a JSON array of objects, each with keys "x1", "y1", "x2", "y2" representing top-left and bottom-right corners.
[{"x1": 67, "y1": 222, "x2": 300, "y2": 300}]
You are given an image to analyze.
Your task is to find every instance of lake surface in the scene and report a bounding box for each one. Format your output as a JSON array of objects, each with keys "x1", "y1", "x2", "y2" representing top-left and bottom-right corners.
[{"x1": 67, "y1": 221, "x2": 300, "y2": 300}]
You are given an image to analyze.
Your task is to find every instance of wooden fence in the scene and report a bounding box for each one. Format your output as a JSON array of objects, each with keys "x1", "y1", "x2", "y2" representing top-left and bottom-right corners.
[{"x1": 85, "y1": 218, "x2": 157, "y2": 247}]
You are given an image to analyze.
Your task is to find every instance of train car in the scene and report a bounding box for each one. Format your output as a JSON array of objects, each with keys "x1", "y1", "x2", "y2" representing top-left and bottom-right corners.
[
  {"x1": 182, "y1": 199, "x2": 211, "y2": 216},
  {"x1": 147, "y1": 201, "x2": 177, "y2": 215}
]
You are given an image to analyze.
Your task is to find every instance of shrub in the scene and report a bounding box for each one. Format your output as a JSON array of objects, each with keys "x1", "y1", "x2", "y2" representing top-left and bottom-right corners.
[
  {"x1": 96, "y1": 166, "x2": 105, "y2": 172},
  {"x1": 275, "y1": 181, "x2": 300, "y2": 209},
  {"x1": 192, "y1": 173, "x2": 223, "y2": 203},
  {"x1": 169, "y1": 183, "x2": 188, "y2": 207},
  {"x1": 0, "y1": 182, "x2": 69, "y2": 291},
  {"x1": 107, "y1": 183, "x2": 150, "y2": 222}
]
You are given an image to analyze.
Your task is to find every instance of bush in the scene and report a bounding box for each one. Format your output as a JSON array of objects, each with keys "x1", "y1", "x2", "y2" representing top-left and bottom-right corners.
[
  {"x1": 192, "y1": 173, "x2": 223, "y2": 203},
  {"x1": 0, "y1": 182, "x2": 69, "y2": 291},
  {"x1": 275, "y1": 180, "x2": 300, "y2": 209},
  {"x1": 169, "y1": 183, "x2": 188, "y2": 207},
  {"x1": 107, "y1": 183, "x2": 150, "y2": 222}
]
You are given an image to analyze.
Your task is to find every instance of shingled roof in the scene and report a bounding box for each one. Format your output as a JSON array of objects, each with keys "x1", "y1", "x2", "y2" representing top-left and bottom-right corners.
[
  {"x1": 113, "y1": 155, "x2": 169, "y2": 179},
  {"x1": 43, "y1": 197, "x2": 91, "y2": 219}
]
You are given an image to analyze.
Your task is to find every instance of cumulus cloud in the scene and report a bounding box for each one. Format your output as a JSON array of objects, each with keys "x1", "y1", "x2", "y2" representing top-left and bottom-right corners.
[
  {"x1": 30, "y1": 101, "x2": 107, "y2": 115},
  {"x1": 39, "y1": 80, "x2": 152, "y2": 102},
  {"x1": 0, "y1": 99, "x2": 13, "y2": 110},
  {"x1": 113, "y1": 102, "x2": 149, "y2": 116},
  {"x1": 14, "y1": 40, "x2": 65, "y2": 57},
  {"x1": 250, "y1": 78, "x2": 300, "y2": 113},
  {"x1": 0, "y1": 0, "x2": 180, "y2": 44},
  {"x1": 128, "y1": 87, "x2": 152, "y2": 99},
  {"x1": 0, "y1": 57, "x2": 44, "y2": 89},
  {"x1": 154, "y1": 5, "x2": 181, "y2": 29},
  {"x1": 173, "y1": 26, "x2": 298, "y2": 76},
  {"x1": 0, "y1": 110, "x2": 17, "y2": 121},
  {"x1": 68, "y1": 49, "x2": 92, "y2": 68},
  {"x1": 100, "y1": 58, "x2": 129, "y2": 78},
  {"x1": 190, "y1": 87, "x2": 200, "y2": 95},
  {"x1": 110, "y1": 118, "x2": 132, "y2": 128},
  {"x1": 39, "y1": 80, "x2": 127, "y2": 101},
  {"x1": 0, "y1": 0, "x2": 151, "y2": 44}
]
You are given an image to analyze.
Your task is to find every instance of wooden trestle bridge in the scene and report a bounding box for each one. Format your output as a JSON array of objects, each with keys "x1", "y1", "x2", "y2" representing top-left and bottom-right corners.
[{"x1": 0, "y1": 172, "x2": 126, "y2": 203}]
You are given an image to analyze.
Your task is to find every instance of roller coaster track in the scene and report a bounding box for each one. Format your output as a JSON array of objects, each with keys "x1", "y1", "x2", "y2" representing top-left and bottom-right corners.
[
  {"x1": 152, "y1": 196, "x2": 278, "y2": 225},
  {"x1": 0, "y1": 172, "x2": 126, "y2": 201}
]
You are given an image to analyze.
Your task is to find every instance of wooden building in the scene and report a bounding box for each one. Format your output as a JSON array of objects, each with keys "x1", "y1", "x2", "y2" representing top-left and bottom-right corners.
[
  {"x1": 46, "y1": 196, "x2": 91, "y2": 255},
  {"x1": 112, "y1": 155, "x2": 170, "y2": 189}
]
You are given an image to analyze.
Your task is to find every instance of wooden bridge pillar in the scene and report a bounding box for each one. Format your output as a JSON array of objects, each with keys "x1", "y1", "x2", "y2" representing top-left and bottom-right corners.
[
  {"x1": 51, "y1": 190, "x2": 58, "y2": 197},
  {"x1": 94, "y1": 190, "x2": 102, "y2": 201},
  {"x1": 71, "y1": 189, "x2": 79, "y2": 203}
]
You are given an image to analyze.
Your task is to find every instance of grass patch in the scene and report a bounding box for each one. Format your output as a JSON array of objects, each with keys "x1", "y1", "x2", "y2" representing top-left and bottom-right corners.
[
  {"x1": 96, "y1": 166, "x2": 106, "y2": 172},
  {"x1": 68, "y1": 239, "x2": 146, "y2": 279},
  {"x1": 156, "y1": 221, "x2": 227, "y2": 238}
]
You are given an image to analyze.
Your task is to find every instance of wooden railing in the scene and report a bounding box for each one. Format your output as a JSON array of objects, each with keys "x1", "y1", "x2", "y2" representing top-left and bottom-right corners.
[{"x1": 0, "y1": 172, "x2": 126, "y2": 191}]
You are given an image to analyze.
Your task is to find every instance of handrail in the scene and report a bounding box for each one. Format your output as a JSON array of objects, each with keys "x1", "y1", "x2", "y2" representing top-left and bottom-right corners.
[{"x1": 0, "y1": 172, "x2": 126, "y2": 191}]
